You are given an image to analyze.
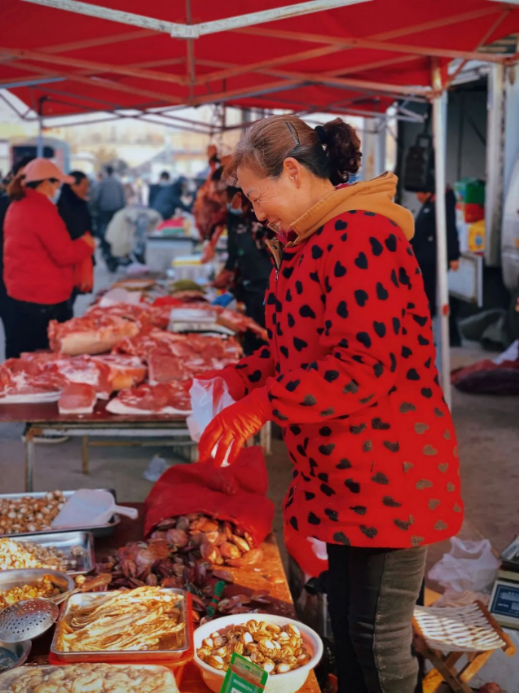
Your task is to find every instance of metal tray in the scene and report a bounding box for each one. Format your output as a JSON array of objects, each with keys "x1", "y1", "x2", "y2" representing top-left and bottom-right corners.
[
  {"x1": 51, "y1": 588, "x2": 192, "y2": 663},
  {"x1": 0, "y1": 489, "x2": 120, "y2": 538},
  {"x1": 0, "y1": 568, "x2": 74, "y2": 594},
  {"x1": 14, "y1": 532, "x2": 95, "y2": 576}
]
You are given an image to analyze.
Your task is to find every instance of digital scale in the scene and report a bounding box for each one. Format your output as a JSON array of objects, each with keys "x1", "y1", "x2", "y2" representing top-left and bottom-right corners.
[{"x1": 489, "y1": 536, "x2": 519, "y2": 629}]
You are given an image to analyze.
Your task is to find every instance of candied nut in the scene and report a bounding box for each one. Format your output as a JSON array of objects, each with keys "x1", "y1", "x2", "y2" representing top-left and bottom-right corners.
[
  {"x1": 277, "y1": 663, "x2": 291, "y2": 674},
  {"x1": 208, "y1": 655, "x2": 225, "y2": 670}
]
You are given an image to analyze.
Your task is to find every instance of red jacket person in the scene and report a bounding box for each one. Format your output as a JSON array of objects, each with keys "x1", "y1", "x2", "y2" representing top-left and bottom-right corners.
[{"x1": 198, "y1": 115, "x2": 463, "y2": 693}]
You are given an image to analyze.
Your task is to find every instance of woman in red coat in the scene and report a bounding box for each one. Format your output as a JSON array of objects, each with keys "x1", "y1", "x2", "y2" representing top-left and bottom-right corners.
[
  {"x1": 198, "y1": 115, "x2": 463, "y2": 693},
  {"x1": 4, "y1": 158, "x2": 94, "y2": 358}
]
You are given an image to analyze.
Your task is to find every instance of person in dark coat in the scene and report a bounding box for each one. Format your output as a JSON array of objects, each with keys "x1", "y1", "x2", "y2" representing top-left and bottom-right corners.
[
  {"x1": 213, "y1": 187, "x2": 272, "y2": 354},
  {"x1": 412, "y1": 188, "x2": 462, "y2": 345},
  {"x1": 149, "y1": 172, "x2": 192, "y2": 220},
  {"x1": 57, "y1": 170, "x2": 94, "y2": 313},
  {"x1": 92, "y1": 165, "x2": 125, "y2": 271}
]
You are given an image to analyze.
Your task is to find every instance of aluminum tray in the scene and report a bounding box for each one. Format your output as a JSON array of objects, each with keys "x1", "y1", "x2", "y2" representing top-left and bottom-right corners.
[
  {"x1": 0, "y1": 489, "x2": 120, "y2": 538},
  {"x1": 0, "y1": 568, "x2": 74, "y2": 594},
  {"x1": 51, "y1": 588, "x2": 193, "y2": 663},
  {"x1": 14, "y1": 532, "x2": 95, "y2": 576}
]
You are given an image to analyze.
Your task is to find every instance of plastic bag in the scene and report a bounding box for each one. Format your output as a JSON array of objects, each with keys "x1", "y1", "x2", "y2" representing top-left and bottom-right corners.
[
  {"x1": 187, "y1": 376, "x2": 235, "y2": 440},
  {"x1": 187, "y1": 377, "x2": 236, "y2": 466},
  {"x1": 428, "y1": 537, "x2": 500, "y2": 593},
  {"x1": 143, "y1": 455, "x2": 168, "y2": 482}
]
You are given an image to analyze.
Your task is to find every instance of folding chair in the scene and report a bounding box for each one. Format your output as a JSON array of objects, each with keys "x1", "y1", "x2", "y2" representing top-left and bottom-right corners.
[{"x1": 413, "y1": 601, "x2": 516, "y2": 693}]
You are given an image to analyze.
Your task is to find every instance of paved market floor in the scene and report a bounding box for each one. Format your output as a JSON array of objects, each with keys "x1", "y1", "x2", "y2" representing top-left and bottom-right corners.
[{"x1": 0, "y1": 260, "x2": 517, "y2": 579}]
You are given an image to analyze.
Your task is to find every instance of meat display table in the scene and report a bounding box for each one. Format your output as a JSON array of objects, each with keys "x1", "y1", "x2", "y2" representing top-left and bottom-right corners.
[
  {"x1": 0, "y1": 402, "x2": 272, "y2": 493},
  {"x1": 29, "y1": 504, "x2": 321, "y2": 693}
]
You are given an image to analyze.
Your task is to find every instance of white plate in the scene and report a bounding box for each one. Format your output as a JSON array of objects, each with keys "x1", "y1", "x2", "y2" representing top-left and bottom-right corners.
[{"x1": 0, "y1": 391, "x2": 61, "y2": 404}]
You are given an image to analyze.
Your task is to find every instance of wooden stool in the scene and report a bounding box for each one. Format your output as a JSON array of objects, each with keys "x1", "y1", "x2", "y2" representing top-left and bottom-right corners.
[{"x1": 413, "y1": 600, "x2": 516, "y2": 693}]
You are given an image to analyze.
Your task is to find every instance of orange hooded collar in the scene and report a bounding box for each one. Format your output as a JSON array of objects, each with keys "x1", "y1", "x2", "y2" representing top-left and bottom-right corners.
[{"x1": 266, "y1": 172, "x2": 414, "y2": 268}]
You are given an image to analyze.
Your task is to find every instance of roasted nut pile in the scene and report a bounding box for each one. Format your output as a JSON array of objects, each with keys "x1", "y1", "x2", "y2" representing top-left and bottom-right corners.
[
  {"x1": 0, "y1": 491, "x2": 65, "y2": 535},
  {"x1": 197, "y1": 620, "x2": 312, "y2": 675},
  {"x1": 150, "y1": 513, "x2": 263, "y2": 568},
  {"x1": 0, "y1": 538, "x2": 68, "y2": 571},
  {"x1": 0, "y1": 574, "x2": 61, "y2": 609}
]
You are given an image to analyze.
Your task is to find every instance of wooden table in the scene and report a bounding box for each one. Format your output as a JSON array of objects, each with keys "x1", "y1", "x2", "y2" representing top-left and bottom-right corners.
[{"x1": 30, "y1": 504, "x2": 321, "y2": 693}]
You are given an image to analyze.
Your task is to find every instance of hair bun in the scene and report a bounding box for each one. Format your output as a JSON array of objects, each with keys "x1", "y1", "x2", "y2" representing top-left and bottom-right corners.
[
  {"x1": 322, "y1": 118, "x2": 362, "y2": 185},
  {"x1": 315, "y1": 125, "x2": 327, "y2": 146}
]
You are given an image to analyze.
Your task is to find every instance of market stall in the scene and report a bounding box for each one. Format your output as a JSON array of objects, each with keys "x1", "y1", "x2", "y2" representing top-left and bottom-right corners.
[
  {"x1": 0, "y1": 451, "x2": 322, "y2": 693},
  {"x1": 0, "y1": 279, "x2": 270, "y2": 490}
]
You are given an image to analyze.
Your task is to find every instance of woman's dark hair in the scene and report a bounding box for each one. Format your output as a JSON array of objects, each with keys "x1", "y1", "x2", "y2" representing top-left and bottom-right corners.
[
  {"x1": 6, "y1": 176, "x2": 30, "y2": 201},
  {"x1": 69, "y1": 170, "x2": 87, "y2": 185},
  {"x1": 228, "y1": 115, "x2": 362, "y2": 186},
  {"x1": 8, "y1": 178, "x2": 53, "y2": 201}
]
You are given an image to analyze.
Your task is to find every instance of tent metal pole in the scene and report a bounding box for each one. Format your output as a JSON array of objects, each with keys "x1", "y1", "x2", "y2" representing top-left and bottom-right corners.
[
  {"x1": 432, "y1": 66, "x2": 451, "y2": 409},
  {"x1": 36, "y1": 96, "x2": 46, "y2": 157}
]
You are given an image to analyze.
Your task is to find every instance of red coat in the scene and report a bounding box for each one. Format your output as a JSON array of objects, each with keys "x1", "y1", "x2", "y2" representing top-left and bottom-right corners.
[
  {"x1": 4, "y1": 189, "x2": 92, "y2": 305},
  {"x1": 226, "y1": 210, "x2": 463, "y2": 549}
]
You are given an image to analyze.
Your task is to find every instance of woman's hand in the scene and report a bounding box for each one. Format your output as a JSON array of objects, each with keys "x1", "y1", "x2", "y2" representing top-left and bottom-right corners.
[
  {"x1": 198, "y1": 387, "x2": 271, "y2": 466},
  {"x1": 81, "y1": 232, "x2": 96, "y2": 249},
  {"x1": 212, "y1": 269, "x2": 234, "y2": 289}
]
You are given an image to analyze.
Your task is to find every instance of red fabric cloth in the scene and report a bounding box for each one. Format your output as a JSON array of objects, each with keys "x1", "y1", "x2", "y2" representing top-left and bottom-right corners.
[
  {"x1": 226, "y1": 212, "x2": 463, "y2": 549},
  {"x1": 4, "y1": 189, "x2": 92, "y2": 304},
  {"x1": 144, "y1": 446, "x2": 275, "y2": 546}
]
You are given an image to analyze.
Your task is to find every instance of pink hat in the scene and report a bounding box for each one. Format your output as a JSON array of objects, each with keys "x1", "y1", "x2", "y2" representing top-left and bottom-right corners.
[{"x1": 23, "y1": 158, "x2": 75, "y2": 184}]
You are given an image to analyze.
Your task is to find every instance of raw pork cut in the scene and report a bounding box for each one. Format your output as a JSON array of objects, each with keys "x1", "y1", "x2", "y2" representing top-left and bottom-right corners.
[
  {"x1": 0, "y1": 358, "x2": 63, "y2": 402},
  {"x1": 92, "y1": 355, "x2": 146, "y2": 390},
  {"x1": 49, "y1": 312, "x2": 140, "y2": 355},
  {"x1": 58, "y1": 383, "x2": 97, "y2": 414},
  {"x1": 1, "y1": 353, "x2": 113, "y2": 399},
  {"x1": 148, "y1": 348, "x2": 188, "y2": 384},
  {"x1": 113, "y1": 329, "x2": 188, "y2": 360},
  {"x1": 106, "y1": 381, "x2": 192, "y2": 416}
]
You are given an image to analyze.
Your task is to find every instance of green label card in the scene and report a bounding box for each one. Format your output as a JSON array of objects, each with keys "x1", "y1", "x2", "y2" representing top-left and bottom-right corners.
[{"x1": 220, "y1": 652, "x2": 269, "y2": 693}]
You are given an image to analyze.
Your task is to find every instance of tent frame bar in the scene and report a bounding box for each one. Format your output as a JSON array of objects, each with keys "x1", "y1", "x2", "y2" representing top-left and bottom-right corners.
[{"x1": 21, "y1": 0, "x2": 373, "y2": 38}]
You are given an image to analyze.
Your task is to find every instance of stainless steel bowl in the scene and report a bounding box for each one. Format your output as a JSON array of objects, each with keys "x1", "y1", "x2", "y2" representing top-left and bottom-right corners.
[
  {"x1": 0, "y1": 639, "x2": 31, "y2": 673},
  {"x1": 0, "y1": 569, "x2": 74, "y2": 595}
]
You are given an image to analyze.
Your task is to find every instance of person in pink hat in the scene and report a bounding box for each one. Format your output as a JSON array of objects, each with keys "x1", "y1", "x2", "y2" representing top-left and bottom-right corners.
[{"x1": 4, "y1": 158, "x2": 95, "y2": 357}]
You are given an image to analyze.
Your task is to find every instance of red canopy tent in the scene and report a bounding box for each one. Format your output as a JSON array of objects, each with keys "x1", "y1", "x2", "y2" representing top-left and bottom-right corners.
[
  {"x1": 1, "y1": 0, "x2": 519, "y2": 402},
  {"x1": 0, "y1": 0, "x2": 518, "y2": 120}
]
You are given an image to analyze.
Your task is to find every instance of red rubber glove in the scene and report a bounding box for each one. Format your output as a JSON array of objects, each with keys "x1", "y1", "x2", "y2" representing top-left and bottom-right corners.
[
  {"x1": 198, "y1": 387, "x2": 271, "y2": 467},
  {"x1": 194, "y1": 367, "x2": 247, "y2": 401}
]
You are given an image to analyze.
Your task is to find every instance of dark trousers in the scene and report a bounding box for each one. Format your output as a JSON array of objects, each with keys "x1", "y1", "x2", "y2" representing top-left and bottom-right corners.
[
  {"x1": 326, "y1": 544, "x2": 426, "y2": 693},
  {"x1": 96, "y1": 210, "x2": 118, "y2": 270},
  {"x1": 7, "y1": 298, "x2": 72, "y2": 359}
]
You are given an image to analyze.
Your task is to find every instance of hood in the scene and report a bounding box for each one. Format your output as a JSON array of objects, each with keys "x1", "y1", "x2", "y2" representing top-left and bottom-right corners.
[{"x1": 289, "y1": 171, "x2": 414, "y2": 245}]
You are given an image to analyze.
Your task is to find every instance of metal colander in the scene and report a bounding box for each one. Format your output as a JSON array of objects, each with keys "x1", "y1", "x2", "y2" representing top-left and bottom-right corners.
[{"x1": 0, "y1": 599, "x2": 59, "y2": 642}]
